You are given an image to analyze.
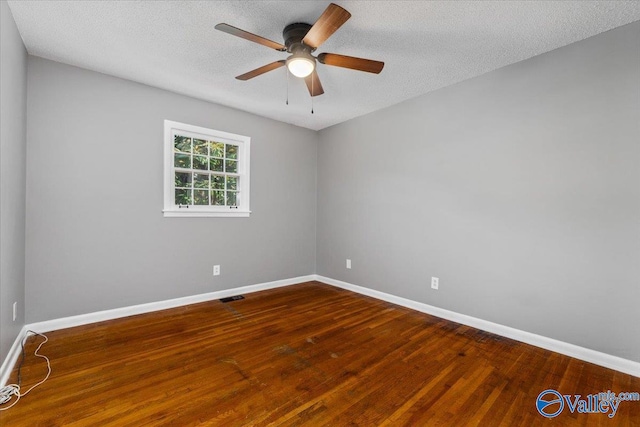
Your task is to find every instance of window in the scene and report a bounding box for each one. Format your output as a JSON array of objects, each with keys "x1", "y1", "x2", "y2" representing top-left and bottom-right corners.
[{"x1": 163, "y1": 120, "x2": 250, "y2": 217}]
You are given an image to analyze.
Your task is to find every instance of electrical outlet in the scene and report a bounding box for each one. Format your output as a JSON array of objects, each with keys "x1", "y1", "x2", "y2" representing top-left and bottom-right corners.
[
  {"x1": 346, "y1": 259, "x2": 351, "y2": 269},
  {"x1": 13, "y1": 302, "x2": 17, "y2": 321},
  {"x1": 213, "y1": 265, "x2": 220, "y2": 276},
  {"x1": 431, "y1": 277, "x2": 439, "y2": 290}
]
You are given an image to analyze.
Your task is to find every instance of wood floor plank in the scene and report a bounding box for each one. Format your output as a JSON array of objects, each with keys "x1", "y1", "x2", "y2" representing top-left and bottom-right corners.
[{"x1": 1, "y1": 281, "x2": 638, "y2": 426}]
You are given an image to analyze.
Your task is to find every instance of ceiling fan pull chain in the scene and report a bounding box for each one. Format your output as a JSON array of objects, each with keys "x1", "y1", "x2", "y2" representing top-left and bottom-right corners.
[
  {"x1": 311, "y1": 76, "x2": 314, "y2": 114},
  {"x1": 286, "y1": 68, "x2": 289, "y2": 105}
]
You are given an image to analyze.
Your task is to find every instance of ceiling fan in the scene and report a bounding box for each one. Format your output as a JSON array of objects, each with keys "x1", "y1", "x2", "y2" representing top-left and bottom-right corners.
[{"x1": 215, "y1": 3, "x2": 384, "y2": 97}]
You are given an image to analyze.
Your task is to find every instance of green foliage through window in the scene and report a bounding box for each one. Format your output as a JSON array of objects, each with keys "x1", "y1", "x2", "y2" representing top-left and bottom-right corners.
[{"x1": 173, "y1": 135, "x2": 240, "y2": 207}]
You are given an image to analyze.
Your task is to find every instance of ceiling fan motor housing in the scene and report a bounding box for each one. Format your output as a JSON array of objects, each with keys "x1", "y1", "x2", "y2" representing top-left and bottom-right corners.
[{"x1": 283, "y1": 23, "x2": 314, "y2": 53}]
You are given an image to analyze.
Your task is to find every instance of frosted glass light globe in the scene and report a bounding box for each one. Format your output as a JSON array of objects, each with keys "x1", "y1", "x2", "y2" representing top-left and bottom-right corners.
[{"x1": 287, "y1": 55, "x2": 315, "y2": 78}]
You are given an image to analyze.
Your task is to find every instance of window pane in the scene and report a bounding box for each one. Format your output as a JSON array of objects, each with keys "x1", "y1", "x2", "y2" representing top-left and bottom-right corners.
[
  {"x1": 227, "y1": 191, "x2": 238, "y2": 206},
  {"x1": 211, "y1": 175, "x2": 225, "y2": 190},
  {"x1": 225, "y1": 144, "x2": 238, "y2": 160},
  {"x1": 175, "y1": 189, "x2": 192, "y2": 205},
  {"x1": 193, "y1": 173, "x2": 209, "y2": 189},
  {"x1": 175, "y1": 172, "x2": 191, "y2": 188},
  {"x1": 194, "y1": 189, "x2": 208, "y2": 205},
  {"x1": 174, "y1": 136, "x2": 191, "y2": 153},
  {"x1": 175, "y1": 153, "x2": 190, "y2": 168},
  {"x1": 226, "y1": 176, "x2": 238, "y2": 190},
  {"x1": 225, "y1": 159, "x2": 238, "y2": 173},
  {"x1": 193, "y1": 155, "x2": 208, "y2": 170},
  {"x1": 193, "y1": 138, "x2": 208, "y2": 155},
  {"x1": 209, "y1": 141, "x2": 224, "y2": 158},
  {"x1": 212, "y1": 190, "x2": 225, "y2": 206},
  {"x1": 209, "y1": 158, "x2": 223, "y2": 172}
]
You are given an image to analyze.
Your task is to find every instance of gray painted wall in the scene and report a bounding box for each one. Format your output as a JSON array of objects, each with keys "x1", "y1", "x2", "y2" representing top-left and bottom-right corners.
[
  {"x1": 317, "y1": 22, "x2": 640, "y2": 362},
  {"x1": 0, "y1": 0, "x2": 27, "y2": 362},
  {"x1": 25, "y1": 57, "x2": 317, "y2": 323}
]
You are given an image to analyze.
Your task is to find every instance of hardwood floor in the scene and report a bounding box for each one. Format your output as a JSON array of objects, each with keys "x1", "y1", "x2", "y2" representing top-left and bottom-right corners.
[{"x1": 1, "y1": 281, "x2": 638, "y2": 426}]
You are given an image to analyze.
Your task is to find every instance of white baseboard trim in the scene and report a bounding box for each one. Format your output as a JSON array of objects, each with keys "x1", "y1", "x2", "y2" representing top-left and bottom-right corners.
[
  {"x1": 27, "y1": 275, "x2": 316, "y2": 334},
  {"x1": 6, "y1": 274, "x2": 637, "y2": 382},
  {"x1": 0, "y1": 326, "x2": 28, "y2": 387},
  {"x1": 315, "y1": 275, "x2": 640, "y2": 378}
]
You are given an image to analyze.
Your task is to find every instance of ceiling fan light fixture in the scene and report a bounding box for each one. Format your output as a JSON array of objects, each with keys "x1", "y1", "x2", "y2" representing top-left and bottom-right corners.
[
  {"x1": 286, "y1": 53, "x2": 315, "y2": 78},
  {"x1": 216, "y1": 3, "x2": 382, "y2": 98}
]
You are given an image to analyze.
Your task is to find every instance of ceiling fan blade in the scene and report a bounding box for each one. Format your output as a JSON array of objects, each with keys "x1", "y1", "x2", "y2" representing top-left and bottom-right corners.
[
  {"x1": 317, "y1": 53, "x2": 384, "y2": 74},
  {"x1": 302, "y1": 3, "x2": 351, "y2": 49},
  {"x1": 236, "y1": 61, "x2": 286, "y2": 81},
  {"x1": 215, "y1": 23, "x2": 286, "y2": 51},
  {"x1": 304, "y1": 70, "x2": 324, "y2": 97}
]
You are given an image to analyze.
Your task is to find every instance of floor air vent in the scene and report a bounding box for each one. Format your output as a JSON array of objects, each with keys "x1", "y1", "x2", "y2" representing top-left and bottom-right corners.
[{"x1": 220, "y1": 295, "x2": 245, "y2": 303}]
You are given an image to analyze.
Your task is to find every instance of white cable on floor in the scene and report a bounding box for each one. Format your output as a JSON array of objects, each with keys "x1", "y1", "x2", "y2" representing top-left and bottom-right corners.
[{"x1": 0, "y1": 330, "x2": 51, "y2": 411}]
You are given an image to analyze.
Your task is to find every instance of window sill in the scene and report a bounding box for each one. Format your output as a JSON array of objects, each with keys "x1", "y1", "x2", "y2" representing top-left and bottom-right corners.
[{"x1": 163, "y1": 209, "x2": 251, "y2": 218}]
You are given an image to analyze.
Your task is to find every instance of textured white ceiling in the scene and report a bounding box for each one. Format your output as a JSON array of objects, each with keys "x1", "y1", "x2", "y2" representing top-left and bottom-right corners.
[{"x1": 7, "y1": 1, "x2": 640, "y2": 130}]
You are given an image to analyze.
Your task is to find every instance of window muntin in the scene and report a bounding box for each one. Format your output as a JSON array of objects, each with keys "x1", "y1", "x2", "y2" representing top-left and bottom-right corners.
[{"x1": 164, "y1": 121, "x2": 250, "y2": 217}]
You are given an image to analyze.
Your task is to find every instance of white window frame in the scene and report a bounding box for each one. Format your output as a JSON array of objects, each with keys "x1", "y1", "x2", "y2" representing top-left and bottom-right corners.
[{"x1": 163, "y1": 120, "x2": 251, "y2": 217}]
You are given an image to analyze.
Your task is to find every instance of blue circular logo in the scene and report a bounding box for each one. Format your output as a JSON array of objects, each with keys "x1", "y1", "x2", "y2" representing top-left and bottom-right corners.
[{"x1": 536, "y1": 389, "x2": 564, "y2": 418}]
